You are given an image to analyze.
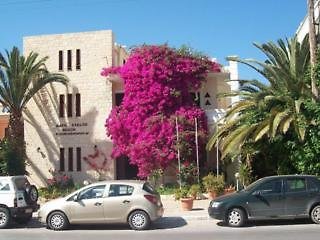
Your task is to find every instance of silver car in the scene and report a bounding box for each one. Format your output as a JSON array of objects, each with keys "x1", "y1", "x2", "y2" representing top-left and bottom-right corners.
[{"x1": 38, "y1": 180, "x2": 164, "y2": 230}]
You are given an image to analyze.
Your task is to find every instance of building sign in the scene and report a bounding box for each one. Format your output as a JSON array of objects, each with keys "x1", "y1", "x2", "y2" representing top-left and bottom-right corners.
[{"x1": 55, "y1": 122, "x2": 89, "y2": 136}]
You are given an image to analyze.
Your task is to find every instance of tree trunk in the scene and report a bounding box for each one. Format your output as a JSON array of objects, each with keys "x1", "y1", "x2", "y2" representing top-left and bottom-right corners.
[
  {"x1": 7, "y1": 111, "x2": 25, "y2": 175},
  {"x1": 308, "y1": 0, "x2": 319, "y2": 99}
]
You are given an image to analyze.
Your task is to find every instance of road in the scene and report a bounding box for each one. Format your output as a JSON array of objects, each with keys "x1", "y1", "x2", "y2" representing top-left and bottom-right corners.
[{"x1": 0, "y1": 217, "x2": 319, "y2": 240}]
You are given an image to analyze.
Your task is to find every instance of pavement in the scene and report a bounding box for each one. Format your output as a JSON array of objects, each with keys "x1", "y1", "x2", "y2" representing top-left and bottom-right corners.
[{"x1": 160, "y1": 195, "x2": 211, "y2": 221}]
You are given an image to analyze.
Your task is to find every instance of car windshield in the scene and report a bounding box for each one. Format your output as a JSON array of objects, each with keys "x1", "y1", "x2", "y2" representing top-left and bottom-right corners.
[{"x1": 242, "y1": 178, "x2": 265, "y2": 192}]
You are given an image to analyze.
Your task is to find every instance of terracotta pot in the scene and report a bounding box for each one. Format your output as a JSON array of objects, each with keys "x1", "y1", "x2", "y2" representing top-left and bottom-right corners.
[
  {"x1": 180, "y1": 198, "x2": 194, "y2": 211},
  {"x1": 224, "y1": 189, "x2": 236, "y2": 195},
  {"x1": 207, "y1": 191, "x2": 218, "y2": 200}
]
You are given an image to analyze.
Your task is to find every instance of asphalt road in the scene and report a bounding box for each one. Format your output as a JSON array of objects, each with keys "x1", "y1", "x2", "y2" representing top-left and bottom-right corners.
[{"x1": 0, "y1": 217, "x2": 319, "y2": 240}]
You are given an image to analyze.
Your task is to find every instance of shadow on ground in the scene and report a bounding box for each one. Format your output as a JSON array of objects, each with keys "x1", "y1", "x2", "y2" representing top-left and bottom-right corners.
[
  {"x1": 12, "y1": 216, "x2": 187, "y2": 231},
  {"x1": 217, "y1": 218, "x2": 314, "y2": 228}
]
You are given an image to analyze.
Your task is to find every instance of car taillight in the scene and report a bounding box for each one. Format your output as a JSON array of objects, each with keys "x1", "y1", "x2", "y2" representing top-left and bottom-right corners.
[
  {"x1": 14, "y1": 197, "x2": 17, "y2": 207},
  {"x1": 144, "y1": 194, "x2": 158, "y2": 205}
]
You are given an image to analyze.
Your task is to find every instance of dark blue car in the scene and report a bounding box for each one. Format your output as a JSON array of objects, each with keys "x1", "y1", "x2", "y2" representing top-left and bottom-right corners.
[{"x1": 208, "y1": 175, "x2": 320, "y2": 227}]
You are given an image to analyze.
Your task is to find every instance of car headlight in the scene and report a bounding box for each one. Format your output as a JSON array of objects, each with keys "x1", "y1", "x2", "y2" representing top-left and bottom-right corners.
[{"x1": 211, "y1": 201, "x2": 222, "y2": 208}]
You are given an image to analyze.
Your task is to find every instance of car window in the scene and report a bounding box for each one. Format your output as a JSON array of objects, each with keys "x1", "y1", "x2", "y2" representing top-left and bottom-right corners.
[
  {"x1": 286, "y1": 178, "x2": 306, "y2": 192},
  {"x1": 0, "y1": 180, "x2": 10, "y2": 191},
  {"x1": 308, "y1": 178, "x2": 319, "y2": 192},
  {"x1": 143, "y1": 182, "x2": 157, "y2": 194},
  {"x1": 108, "y1": 184, "x2": 134, "y2": 197},
  {"x1": 78, "y1": 185, "x2": 106, "y2": 200},
  {"x1": 255, "y1": 179, "x2": 282, "y2": 195}
]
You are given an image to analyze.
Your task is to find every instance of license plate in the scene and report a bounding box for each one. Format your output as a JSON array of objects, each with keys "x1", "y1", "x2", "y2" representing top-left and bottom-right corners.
[{"x1": 25, "y1": 208, "x2": 33, "y2": 213}]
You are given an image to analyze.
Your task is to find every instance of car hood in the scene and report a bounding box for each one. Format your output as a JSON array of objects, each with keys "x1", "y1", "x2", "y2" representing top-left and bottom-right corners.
[
  {"x1": 41, "y1": 197, "x2": 65, "y2": 210},
  {"x1": 212, "y1": 191, "x2": 248, "y2": 202}
]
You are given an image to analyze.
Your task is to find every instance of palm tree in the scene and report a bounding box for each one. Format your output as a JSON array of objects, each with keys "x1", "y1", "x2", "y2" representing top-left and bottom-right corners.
[
  {"x1": 0, "y1": 47, "x2": 68, "y2": 174},
  {"x1": 207, "y1": 35, "x2": 311, "y2": 159}
]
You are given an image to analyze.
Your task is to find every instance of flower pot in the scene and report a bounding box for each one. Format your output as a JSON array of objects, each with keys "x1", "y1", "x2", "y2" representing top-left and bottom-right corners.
[
  {"x1": 180, "y1": 198, "x2": 194, "y2": 211},
  {"x1": 207, "y1": 191, "x2": 218, "y2": 200}
]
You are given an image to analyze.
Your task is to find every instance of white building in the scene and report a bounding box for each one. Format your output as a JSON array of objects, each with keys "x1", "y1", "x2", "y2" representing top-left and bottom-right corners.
[{"x1": 23, "y1": 30, "x2": 238, "y2": 186}]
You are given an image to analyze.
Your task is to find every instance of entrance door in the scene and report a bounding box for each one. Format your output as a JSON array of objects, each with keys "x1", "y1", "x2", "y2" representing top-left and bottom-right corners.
[{"x1": 116, "y1": 156, "x2": 138, "y2": 180}]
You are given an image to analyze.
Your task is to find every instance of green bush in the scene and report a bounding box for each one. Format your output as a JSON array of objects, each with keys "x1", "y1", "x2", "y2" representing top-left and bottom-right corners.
[{"x1": 202, "y1": 173, "x2": 225, "y2": 194}]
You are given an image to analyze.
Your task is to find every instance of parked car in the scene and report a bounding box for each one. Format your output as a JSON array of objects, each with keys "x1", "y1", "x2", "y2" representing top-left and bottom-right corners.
[
  {"x1": 0, "y1": 176, "x2": 39, "y2": 229},
  {"x1": 38, "y1": 180, "x2": 164, "y2": 231},
  {"x1": 208, "y1": 175, "x2": 320, "y2": 227}
]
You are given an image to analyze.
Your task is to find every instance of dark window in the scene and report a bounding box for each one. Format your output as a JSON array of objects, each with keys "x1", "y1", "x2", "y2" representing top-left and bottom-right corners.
[
  {"x1": 59, "y1": 94, "x2": 65, "y2": 118},
  {"x1": 67, "y1": 94, "x2": 73, "y2": 117},
  {"x1": 60, "y1": 148, "x2": 65, "y2": 171},
  {"x1": 76, "y1": 147, "x2": 81, "y2": 171},
  {"x1": 76, "y1": 49, "x2": 81, "y2": 70},
  {"x1": 108, "y1": 184, "x2": 134, "y2": 197},
  {"x1": 68, "y1": 147, "x2": 73, "y2": 171},
  {"x1": 79, "y1": 185, "x2": 106, "y2": 200},
  {"x1": 67, "y1": 50, "x2": 72, "y2": 70},
  {"x1": 115, "y1": 93, "x2": 124, "y2": 106},
  {"x1": 286, "y1": 178, "x2": 306, "y2": 192},
  {"x1": 256, "y1": 179, "x2": 282, "y2": 195},
  {"x1": 59, "y1": 50, "x2": 63, "y2": 71},
  {"x1": 76, "y1": 93, "x2": 81, "y2": 117}
]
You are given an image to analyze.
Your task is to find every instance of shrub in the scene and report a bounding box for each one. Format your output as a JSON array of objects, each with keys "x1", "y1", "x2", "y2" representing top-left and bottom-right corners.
[{"x1": 202, "y1": 173, "x2": 225, "y2": 195}]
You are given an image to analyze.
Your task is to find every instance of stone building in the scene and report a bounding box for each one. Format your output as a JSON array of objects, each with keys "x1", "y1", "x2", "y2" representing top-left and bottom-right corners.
[{"x1": 23, "y1": 30, "x2": 238, "y2": 186}]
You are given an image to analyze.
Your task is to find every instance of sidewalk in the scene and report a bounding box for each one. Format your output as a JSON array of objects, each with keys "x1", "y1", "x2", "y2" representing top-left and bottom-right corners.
[{"x1": 161, "y1": 195, "x2": 211, "y2": 221}]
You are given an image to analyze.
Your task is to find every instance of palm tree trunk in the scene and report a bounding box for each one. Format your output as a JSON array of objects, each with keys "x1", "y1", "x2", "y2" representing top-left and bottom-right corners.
[
  {"x1": 7, "y1": 111, "x2": 26, "y2": 175},
  {"x1": 308, "y1": 0, "x2": 319, "y2": 99}
]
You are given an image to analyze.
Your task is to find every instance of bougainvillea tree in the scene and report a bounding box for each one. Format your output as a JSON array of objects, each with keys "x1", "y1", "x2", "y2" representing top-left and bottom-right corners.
[{"x1": 101, "y1": 45, "x2": 221, "y2": 178}]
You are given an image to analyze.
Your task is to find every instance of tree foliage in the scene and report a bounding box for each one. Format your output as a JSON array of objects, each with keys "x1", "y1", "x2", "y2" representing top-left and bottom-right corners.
[{"x1": 102, "y1": 45, "x2": 220, "y2": 177}]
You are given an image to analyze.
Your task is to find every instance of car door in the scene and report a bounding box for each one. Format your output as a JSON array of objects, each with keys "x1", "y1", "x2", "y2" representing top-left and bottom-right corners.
[
  {"x1": 246, "y1": 178, "x2": 285, "y2": 218},
  {"x1": 68, "y1": 184, "x2": 106, "y2": 223},
  {"x1": 284, "y1": 177, "x2": 309, "y2": 216},
  {"x1": 103, "y1": 184, "x2": 134, "y2": 222}
]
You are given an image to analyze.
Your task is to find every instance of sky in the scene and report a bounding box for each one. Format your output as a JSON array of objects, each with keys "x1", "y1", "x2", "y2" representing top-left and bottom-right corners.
[{"x1": 0, "y1": 0, "x2": 307, "y2": 81}]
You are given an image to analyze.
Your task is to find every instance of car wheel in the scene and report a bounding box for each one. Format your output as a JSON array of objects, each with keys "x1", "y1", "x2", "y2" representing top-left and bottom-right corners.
[
  {"x1": 47, "y1": 211, "x2": 69, "y2": 231},
  {"x1": 0, "y1": 207, "x2": 10, "y2": 229},
  {"x1": 311, "y1": 205, "x2": 320, "y2": 224},
  {"x1": 25, "y1": 185, "x2": 39, "y2": 204},
  {"x1": 226, "y1": 208, "x2": 246, "y2": 227},
  {"x1": 14, "y1": 214, "x2": 32, "y2": 224},
  {"x1": 128, "y1": 210, "x2": 150, "y2": 230}
]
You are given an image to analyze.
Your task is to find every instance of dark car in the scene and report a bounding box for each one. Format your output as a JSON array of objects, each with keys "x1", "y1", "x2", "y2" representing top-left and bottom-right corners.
[{"x1": 208, "y1": 175, "x2": 320, "y2": 227}]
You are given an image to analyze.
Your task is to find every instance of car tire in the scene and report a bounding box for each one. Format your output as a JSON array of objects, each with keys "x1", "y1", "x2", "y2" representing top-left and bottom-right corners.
[
  {"x1": 14, "y1": 214, "x2": 32, "y2": 224},
  {"x1": 311, "y1": 205, "x2": 320, "y2": 224},
  {"x1": 226, "y1": 208, "x2": 246, "y2": 227},
  {"x1": 25, "y1": 185, "x2": 39, "y2": 204},
  {"x1": 0, "y1": 207, "x2": 10, "y2": 229},
  {"x1": 128, "y1": 210, "x2": 150, "y2": 230},
  {"x1": 47, "y1": 211, "x2": 69, "y2": 231}
]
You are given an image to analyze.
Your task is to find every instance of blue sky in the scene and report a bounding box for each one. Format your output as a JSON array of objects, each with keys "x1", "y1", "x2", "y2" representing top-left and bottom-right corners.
[{"x1": 1, "y1": 0, "x2": 306, "y2": 80}]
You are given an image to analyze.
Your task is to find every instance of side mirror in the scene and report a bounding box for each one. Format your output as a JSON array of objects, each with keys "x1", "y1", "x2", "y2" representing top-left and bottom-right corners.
[
  {"x1": 73, "y1": 194, "x2": 79, "y2": 201},
  {"x1": 252, "y1": 190, "x2": 261, "y2": 196}
]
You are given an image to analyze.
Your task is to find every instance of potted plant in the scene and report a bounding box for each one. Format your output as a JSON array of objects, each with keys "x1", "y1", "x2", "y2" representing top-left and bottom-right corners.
[
  {"x1": 188, "y1": 184, "x2": 201, "y2": 200},
  {"x1": 202, "y1": 173, "x2": 225, "y2": 199},
  {"x1": 224, "y1": 184, "x2": 236, "y2": 195},
  {"x1": 174, "y1": 187, "x2": 194, "y2": 211}
]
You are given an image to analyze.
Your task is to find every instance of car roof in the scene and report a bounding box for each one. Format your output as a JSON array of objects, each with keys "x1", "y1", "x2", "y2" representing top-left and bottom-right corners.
[
  {"x1": 261, "y1": 175, "x2": 318, "y2": 181},
  {"x1": 87, "y1": 180, "x2": 147, "y2": 187}
]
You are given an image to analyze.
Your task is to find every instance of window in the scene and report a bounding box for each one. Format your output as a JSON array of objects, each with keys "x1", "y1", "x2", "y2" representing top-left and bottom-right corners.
[
  {"x1": 255, "y1": 179, "x2": 282, "y2": 195},
  {"x1": 286, "y1": 178, "x2": 306, "y2": 192},
  {"x1": 78, "y1": 185, "x2": 106, "y2": 200},
  {"x1": 60, "y1": 148, "x2": 65, "y2": 171},
  {"x1": 76, "y1": 147, "x2": 81, "y2": 171},
  {"x1": 76, "y1": 49, "x2": 81, "y2": 70},
  {"x1": 68, "y1": 147, "x2": 73, "y2": 171},
  {"x1": 108, "y1": 184, "x2": 134, "y2": 197},
  {"x1": 59, "y1": 94, "x2": 65, "y2": 118},
  {"x1": 67, "y1": 50, "x2": 72, "y2": 70},
  {"x1": 67, "y1": 94, "x2": 73, "y2": 117},
  {"x1": 115, "y1": 93, "x2": 124, "y2": 106},
  {"x1": 76, "y1": 93, "x2": 81, "y2": 117},
  {"x1": 0, "y1": 180, "x2": 10, "y2": 191},
  {"x1": 58, "y1": 51, "x2": 63, "y2": 71}
]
